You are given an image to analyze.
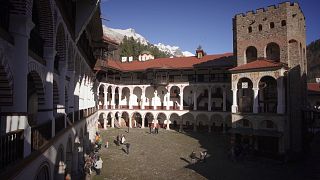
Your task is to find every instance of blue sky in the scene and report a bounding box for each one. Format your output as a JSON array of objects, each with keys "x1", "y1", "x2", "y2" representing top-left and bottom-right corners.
[{"x1": 101, "y1": 0, "x2": 320, "y2": 54}]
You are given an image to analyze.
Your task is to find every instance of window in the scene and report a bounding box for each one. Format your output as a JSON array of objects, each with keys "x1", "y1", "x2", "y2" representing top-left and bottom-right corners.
[
  {"x1": 270, "y1": 22, "x2": 275, "y2": 29},
  {"x1": 266, "y1": 42, "x2": 280, "y2": 61},
  {"x1": 281, "y1": 20, "x2": 286, "y2": 26},
  {"x1": 248, "y1": 26, "x2": 252, "y2": 33},
  {"x1": 198, "y1": 74, "x2": 204, "y2": 82},
  {"x1": 258, "y1": 24, "x2": 262, "y2": 31},
  {"x1": 245, "y1": 46, "x2": 258, "y2": 63},
  {"x1": 266, "y1": 120, "x2": 274, "y2": 128}
]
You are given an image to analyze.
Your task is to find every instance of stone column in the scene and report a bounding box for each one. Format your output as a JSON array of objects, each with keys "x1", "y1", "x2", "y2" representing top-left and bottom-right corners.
[
  {"x1": 129, "y1": 116, "x2": 132, "y2": 128},
  {"x1": 179, "y1": 88, "x2": 184, "y2": 110},
  {"x1": 9, "y1": 15, "x2": 34, "y2": 157},
  {"x1": 193, "y1": 86, "x2": 197, "y2": 111},
  {"x1": 231, "y1": 89, "x2": 238, "y2": 113},
  {"x1": 103, "y1": 118, "x2": 107, "y2": 129},
  {"x1": 166, "y1": 87, "x2": 170, "y2": 110},
  {"x1": 141, "y1": 115, "x2": 145, "y2": 128},
  {"x1": 129, "y1": 88, "x2": 133, "y2": 109},
  {"x1": 223, "y1": 87, "x2": 227, "y2": 112},
  {"x1": 208, "y1": 86, "x2": 212, "y2": 111},
  {"x1": 253, "y1": 87, "x2": 259, "y2": 113},
  {"x1": 179, "y1": 117, "x2": 183, "y2": 132},
  {"x1": 111, "y1": 87, "x2": 115, "y2": 109},
  {"x1": 104, "y1": 87, "x2": 108, "y2": 109},
  {"x1": 118, "y1": 87, "x2": 122, "y2": 109},
  {"x1": 141, "y1": 87, "x2": 146, "y2": 110},
  {"x1": 193, "y1": 123, "x2": 197, "y2": 132},
  {"x1": 153, "y1": 90, "x2": 157, "y2": 110},
  {"x1": 166, "y1": 120, "x2": 170, "y2": 130},
  {"x1": 277, "y1": 78, "x2": 285, "y2": 114},
  {"x1": 111, "y1": 115, "x2": 114, "y2": 128}
]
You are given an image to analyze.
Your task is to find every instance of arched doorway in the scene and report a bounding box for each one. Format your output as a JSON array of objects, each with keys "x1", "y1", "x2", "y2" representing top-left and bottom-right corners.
[
  {"x1": 132, "y1": 112, "x2": 142, "y2": 128},
  {"x1": 196, "y1": 114, "x2": 209, "y2": 132},
  {"x1": 169, "y1": 113, "x2": 179, "y2": 129},
  {"x1": 237, "y1": 78, "x2": 253, "y2": 113},
  {"x1": 266, "y1": 42, "x2": 280, "y2": 61},
  {"x1": 98, "y1": 113, "x2": 106, "y2": 128},
  {"x1": 170, "y1": 86, "x2": 180, "y2": 110},
  {"x1": 65, "y1": 137, "x2": 73, "y2": 176},
  {"x1": 245, "y1": 46, "x2": 258, "y2": 63},
  {"x1": 54, "y1": 145, "x2": 65, "y2": 180},
  {"x1": 132, "y1": 87, "x2": 142, "y2": 109},
  {"x1": 258, "y1": 76, "x2": 277, "y2": 113},
  {"x1": 211, "y1": 114, "x2": 224, "y2": 132},
  {"x1": 27, "y1": 71, "x2": 45, "y2": 125},
  {"x1": 182, "y1": 113, "x2": 194, "y2": 131},
  {"x1": 157, "y1": 113, "x2": 167, "y2": 128},
  {"x1": 144, "y1": 112, "x2": 154, "y2": 128},
  {"x1": 36, "y1": 162, "x2": 50, "y2": 180},
  {"x1": 121, "y1": 112, "x2": 129, "y2": 127},
  {"x1": 98, "y1": 85, "x2": 105, "y2": 109},
  {"x1": 196, "y1": 86, "x2": 209, "y2": 111}
]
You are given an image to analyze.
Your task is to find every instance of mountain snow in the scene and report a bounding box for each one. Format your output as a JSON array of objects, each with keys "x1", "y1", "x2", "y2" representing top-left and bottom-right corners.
[{"x1": 103, "y1": 25, "x2": 194, "y2": 57}]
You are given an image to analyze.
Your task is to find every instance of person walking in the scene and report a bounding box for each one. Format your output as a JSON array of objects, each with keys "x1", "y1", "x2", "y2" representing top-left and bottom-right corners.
[
  {"x1": 94, "y1": 156, "x2": 103, "y2": 175},
  {"x1": 126, "y1": 143, "x2": 131, "y2": 154}
]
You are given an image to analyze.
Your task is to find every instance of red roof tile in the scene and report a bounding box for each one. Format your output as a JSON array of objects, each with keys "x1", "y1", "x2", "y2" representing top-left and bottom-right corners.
[
  {"x1": 230, "y1": 59, "x2": 286, "y2": 72},
  {"x1": 105, "y1": 53, "x2": 233, "y2": 71},
  {"x1": 308, "y1": 83, "x2": 320, "y2": 92}
]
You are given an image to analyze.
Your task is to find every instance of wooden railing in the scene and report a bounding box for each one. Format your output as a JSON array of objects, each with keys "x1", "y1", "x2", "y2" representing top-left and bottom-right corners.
[
  {"x1": 0, "y1": 130, "x2": 24, "y2": 171},
  {"x1": 31, "y1": 121, "x2": 52, "y2": 151}
]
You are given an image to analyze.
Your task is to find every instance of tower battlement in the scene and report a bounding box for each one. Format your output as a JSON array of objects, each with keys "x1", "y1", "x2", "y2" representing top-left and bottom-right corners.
[{"x1": 234, "y1": 2, "x2": 302, "y2": 19}]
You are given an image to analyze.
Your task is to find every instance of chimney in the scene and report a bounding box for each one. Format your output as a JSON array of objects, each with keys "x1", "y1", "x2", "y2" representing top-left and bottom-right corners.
[
  {"x1": 196, "y1": 45, "x2": 204, "y2": 59},
  {"x1": 196, "y1": 49, "x2": 204, "y2": 59}
]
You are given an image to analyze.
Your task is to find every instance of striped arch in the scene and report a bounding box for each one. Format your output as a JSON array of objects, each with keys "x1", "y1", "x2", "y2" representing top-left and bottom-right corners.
[
  {"x1": 67, "y1": 42, "x2": 74, "y2": 71},
  {"x1": 53, "y1": 80, "x2": 59, "y2": 107},
  {"x1": 0, "y1": 49, "x2": 13, "y2": 106},
  {"x1": 55, "y1": 23, "x2": 67, "y2": 73},
  {"x1": 28, "y1": 70, "x2": 45, "y2": 106},
  {"x1": 30, "y1": 0, "x2": 54, "y2": 48},
  {"x1": 35, "y1": 161, "x2": 51, "y2": 180}
]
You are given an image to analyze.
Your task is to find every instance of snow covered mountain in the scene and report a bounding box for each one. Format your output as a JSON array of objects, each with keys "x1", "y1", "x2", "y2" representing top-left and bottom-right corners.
[{"x1": 103, "y1": 25, "x2": 194, "y2": 57}]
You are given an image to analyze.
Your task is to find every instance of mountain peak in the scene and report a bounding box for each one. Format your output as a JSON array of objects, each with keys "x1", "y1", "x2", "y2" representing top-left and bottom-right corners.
[{"x1": 103, "y1": 25, "x2": 194, "y2": 57}]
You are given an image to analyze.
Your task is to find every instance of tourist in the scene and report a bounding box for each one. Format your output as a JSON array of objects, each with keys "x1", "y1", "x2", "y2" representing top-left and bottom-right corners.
[
  {"x1": 190, "y1": 151, "x2": 196, "y2": 164},
  {"x1": 116, "y1": 134, "x2": 120, "y2": 146},
  {"x1": 126, "y1": 143, "x2": 131, "y2": 154},
  {"x1": 94, "y1": 156, "x2": 103, "y2": 175},
  {"x1": 105, "y1": 139, "x2": 109, "y2": 148},
  {"x1": 121, "y1": 135, "x2": 126, "y2": 144},
  {"x1": 149, "y1": 124, "x2": 152, "y2": 134}
]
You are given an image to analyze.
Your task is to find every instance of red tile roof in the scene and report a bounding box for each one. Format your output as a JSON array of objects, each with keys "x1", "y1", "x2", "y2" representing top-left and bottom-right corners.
[
  {"x1": 105, "y1": 53, "x2": 233, "y2": 71},
  {"x1": 308, "y1": 83, "x2": 320, "y2": 92},
  {"x1": 230, "y1": 59, "x2": 287, "y2": 72}
]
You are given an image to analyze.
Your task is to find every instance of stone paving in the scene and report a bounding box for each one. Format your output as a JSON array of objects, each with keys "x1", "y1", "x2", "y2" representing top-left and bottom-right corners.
[{"x1": 90, "y1": 128, "x2": 316, "y2": 180}]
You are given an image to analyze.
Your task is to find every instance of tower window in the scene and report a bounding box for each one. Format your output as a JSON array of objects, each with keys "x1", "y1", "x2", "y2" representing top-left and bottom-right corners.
[
  {"x1": 258, "y1": 24, "x2": 262, "y2": 31},
  {"x1": 281, "y1": 20, "x2": 286, "y2": 26},
  {"x1": 270, "y1": 22, "x2": 275, "y2": 29},
  {"x1": 248, "y1": 26, "x2": 252, "y2": 33}
]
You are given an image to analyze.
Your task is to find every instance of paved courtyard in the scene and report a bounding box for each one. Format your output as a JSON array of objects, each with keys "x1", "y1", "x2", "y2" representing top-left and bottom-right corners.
[{"x1": 91, "y1": 128, "x2": 316, "y2": 180}]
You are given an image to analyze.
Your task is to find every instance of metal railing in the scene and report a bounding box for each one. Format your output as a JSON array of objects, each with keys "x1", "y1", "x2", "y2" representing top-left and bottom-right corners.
[{"x1": 0, "y1": 129, "x2": 24, "y2": 171}]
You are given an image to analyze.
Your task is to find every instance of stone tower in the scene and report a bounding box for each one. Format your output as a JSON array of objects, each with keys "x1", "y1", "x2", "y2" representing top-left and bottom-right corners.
[
  {"x1": 231, "y1": 2, "x2": 308, "y2": 154},
  {"x1": 233, "y1": 1, "x2": 307, "y2": 72}
]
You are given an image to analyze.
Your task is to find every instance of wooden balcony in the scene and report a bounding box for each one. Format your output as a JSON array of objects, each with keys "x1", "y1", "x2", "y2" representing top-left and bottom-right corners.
[
  {"x1": 31, "y1": 121, "x2": 52, "y2": 152},
  {"x1": 0, "y1": 129, "x2": 24, "y2": 172}
]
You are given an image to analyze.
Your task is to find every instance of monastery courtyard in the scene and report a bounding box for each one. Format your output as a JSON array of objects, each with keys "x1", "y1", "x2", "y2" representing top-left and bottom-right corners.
[{"x1": 90, "y1": 128, "x2": 320, "y2": 180}]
